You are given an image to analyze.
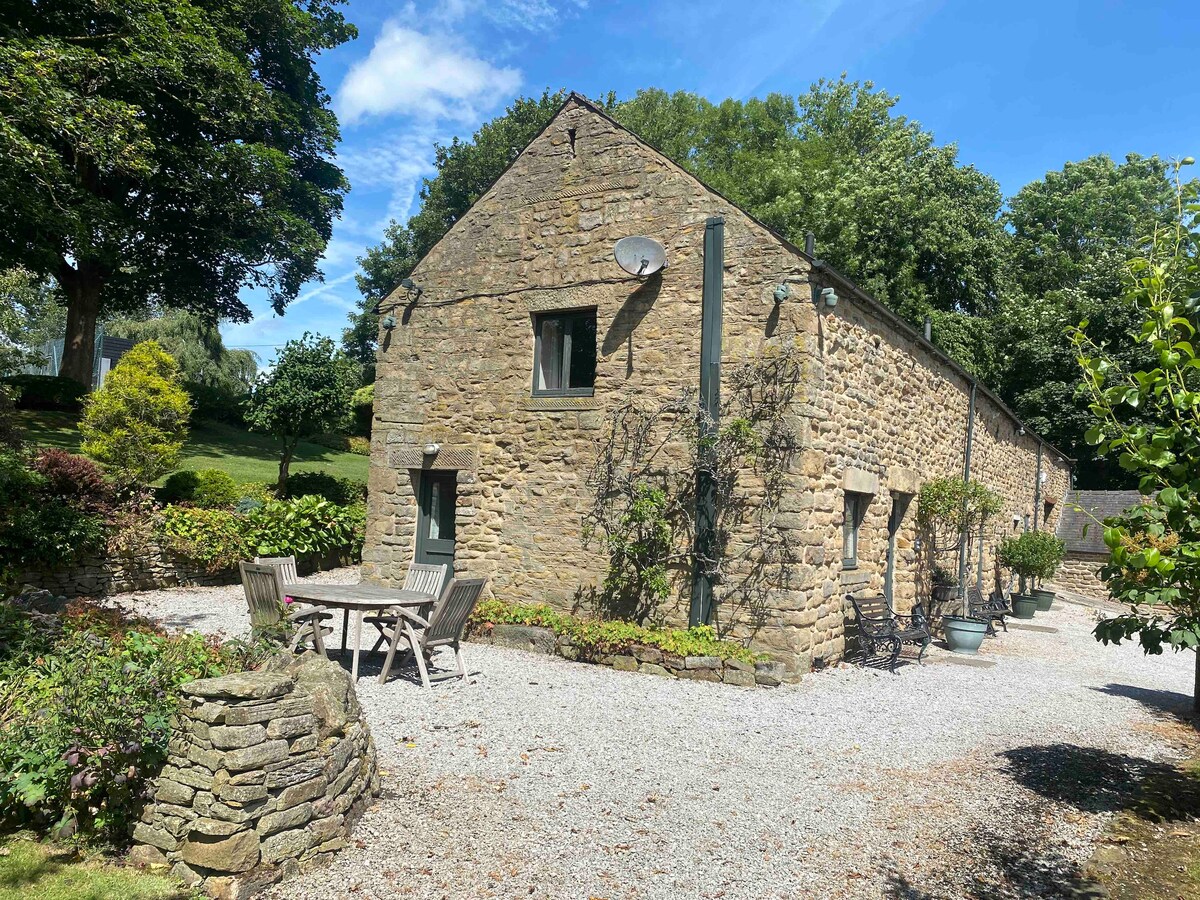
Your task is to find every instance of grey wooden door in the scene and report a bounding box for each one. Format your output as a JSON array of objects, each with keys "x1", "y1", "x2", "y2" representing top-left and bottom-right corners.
[{"x1": 415, "y1": 470, "x2": 456, "y2": 589}]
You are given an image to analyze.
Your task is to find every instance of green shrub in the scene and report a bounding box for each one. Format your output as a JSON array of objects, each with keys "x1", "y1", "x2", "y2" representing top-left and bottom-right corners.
[
  {"x1": 469, "y1": 600, "x2": 761, "y2": 664},
  {"x1": 284, "y1": 471, "x2": 367, "y2": 506},
  {"x1": 236, "y1": 481, "x2": 275, "y2": 504},
  {"x1": 185, "y1": 380, "x2": 248, "y2": 426},
  {"x1": 80, "y1": 341, "x2": 192, "y2": 489},
  {"x1": 157, "y1": 469, "x2": 199, "y2": 504},
  {"x1": 998, "y1": 530, "x2": 1066, "y2": 591},
  {"x1": 0, "y1": 595, "x2": 269, "y2": 845},
  {"x1": 192, "y1": 470, "x2": 239, "y2": 509},
  {"x1": 309, "y1": 432, "x2": 371, "y2": 455},
  {"x1": 247, "y1": 496, "x2": 365, "y2": 559},
  {"x1": 158, "y1": 505, "x2": 251, "y2": 572},
  {"x1": 0, "y1": 452, "x2": 105, "y2": 581},
  {"x1": 0, "y1": 375, "x2": 87, "y2": 411},
  {"x1": 351, "y1": 383, "x2": 373, "y2": 436}
]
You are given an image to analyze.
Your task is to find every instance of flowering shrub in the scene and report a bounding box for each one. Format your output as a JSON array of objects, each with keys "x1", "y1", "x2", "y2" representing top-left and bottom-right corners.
[
  {"x1": 158, "y1": 506, "x2": 253, "y2": 572},
  {"x1": 468, "y1": 600, "x2": 761, "y2": 664},
  {"x1": 0, "y1": 594, "x2": 270, "y2": 845}
]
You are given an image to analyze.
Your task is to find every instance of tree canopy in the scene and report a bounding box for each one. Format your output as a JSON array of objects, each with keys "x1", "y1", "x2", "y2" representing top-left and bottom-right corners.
[{"x1": 0, "y1": 0, "x2": 355, "y2": 384}]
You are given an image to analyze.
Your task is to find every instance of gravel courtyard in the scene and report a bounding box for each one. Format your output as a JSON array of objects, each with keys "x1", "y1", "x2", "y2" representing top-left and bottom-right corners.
[{"x1": 113, "y1": 576, "x2": 1197, "y2": 899}]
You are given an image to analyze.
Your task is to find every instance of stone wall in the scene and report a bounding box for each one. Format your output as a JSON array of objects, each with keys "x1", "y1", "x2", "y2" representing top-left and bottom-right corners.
[
  {"x1": 470, "y1": 622, "x2": 787, "y2": 687},
  {"x1": 130, "y1": 655, "x2": 379, "y2": 900},
  {"x1": 22, "y1": 542, "x2": 239, "y2": 598},
  {"x1": 1049, "y1": 553, "x2": 1110, "y2": 602},
  {"x1": 364, "y1": 95, "x2": 1074, "y2": 680}
]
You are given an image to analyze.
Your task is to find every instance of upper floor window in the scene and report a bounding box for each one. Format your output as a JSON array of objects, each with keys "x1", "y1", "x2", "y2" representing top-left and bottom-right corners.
[{"x1": 533, "y1": 310, "x2": 596, "y2": 397}]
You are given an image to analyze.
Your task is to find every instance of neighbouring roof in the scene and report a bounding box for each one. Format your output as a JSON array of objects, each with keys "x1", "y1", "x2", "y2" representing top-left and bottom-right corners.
[{"x1": 1056, "y1": 490, "x2": 1146, "y2": 555}]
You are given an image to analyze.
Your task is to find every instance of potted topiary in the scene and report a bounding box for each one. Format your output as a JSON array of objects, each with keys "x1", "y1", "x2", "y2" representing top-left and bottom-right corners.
[
  {"x1": 998, "y1": 531, "x2": 1066, "y2": 618},
  {"x1": 917, "y1": 478, "x2": 1004, "y2": 653}
]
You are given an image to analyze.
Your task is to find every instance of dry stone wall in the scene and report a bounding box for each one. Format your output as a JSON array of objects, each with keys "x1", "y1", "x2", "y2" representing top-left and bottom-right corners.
[
  {"x1": 365, "y1": 97, "x2": 1074, "y2": 680},
  {"x1": 22, "y1": 542, "x2": 238, "y2": 598},
  {"x1": 130, "y1": 655, "x2": 379, "y2": 900}
]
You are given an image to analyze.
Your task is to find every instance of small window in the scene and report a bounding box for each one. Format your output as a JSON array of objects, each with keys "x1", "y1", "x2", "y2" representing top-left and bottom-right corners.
[
  {"x1": 843, "y1": 491, "x2": 870, "y2": 568},
  {"x1": 532, "y1": 310, "x2": 596, "y2": 396}
]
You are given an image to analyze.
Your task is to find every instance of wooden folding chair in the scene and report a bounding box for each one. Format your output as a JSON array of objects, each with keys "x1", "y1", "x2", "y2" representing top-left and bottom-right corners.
[
  {"x1": 239, "y1": 561, "x2": 331, "y2": 656},
  {"x1": 377, "y1": 578, "x2": 487, "y2": 687},
  {"x1": 367, "y1": 562, "x2": 447, "y2": 654}
]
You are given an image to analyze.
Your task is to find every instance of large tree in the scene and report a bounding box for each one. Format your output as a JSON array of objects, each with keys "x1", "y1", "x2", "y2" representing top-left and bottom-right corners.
[
  {"x1": 996, "y1": 154, "x2": 1175, "y2": 486},
  {"x1": 0, "y1": 0, "x2": 355, "y2": 385}
]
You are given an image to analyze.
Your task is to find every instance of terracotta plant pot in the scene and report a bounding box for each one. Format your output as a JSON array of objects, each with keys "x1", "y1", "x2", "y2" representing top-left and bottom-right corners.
[
  {"x1": 1031, "y1": 589, "x2": 1055, "y2": 612},
  {"x1": 943, "y1": 615, "x2": 989, "y2": 655},
  {"x1": 1011, "y1": 594, "x2": 1038, "y2": 619}
]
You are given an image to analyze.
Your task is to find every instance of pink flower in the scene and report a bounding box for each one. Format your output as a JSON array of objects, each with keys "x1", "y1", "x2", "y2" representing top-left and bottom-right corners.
[{"x1": 284, "y1": 596, "x2": 294, "y2": 605}]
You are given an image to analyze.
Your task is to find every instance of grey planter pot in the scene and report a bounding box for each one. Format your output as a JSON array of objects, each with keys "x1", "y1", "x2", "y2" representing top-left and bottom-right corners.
[
  {"x1": 944, "y1": 616, "x2": 988, "y2": 654},
  {"x1": 1011, "y1": 594, "x2": 1038, "y2": 619},
  {"x1": 1031, "y1": 589, "x2": 1056, "y2": 612}
]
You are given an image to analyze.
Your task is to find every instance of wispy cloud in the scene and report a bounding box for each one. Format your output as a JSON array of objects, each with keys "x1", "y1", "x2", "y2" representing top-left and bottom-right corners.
[
  {"x1": 335, "y1": 22, "x2": 522, "y2": 124},
  {"x1": 434, "y1": 0, "x2": 588, "y2": 33}
]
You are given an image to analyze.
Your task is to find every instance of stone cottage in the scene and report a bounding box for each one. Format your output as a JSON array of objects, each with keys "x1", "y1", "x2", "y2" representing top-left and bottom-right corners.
[
  {"x1": 363, "y1": 94, "x2": 1073, "y2": 679},
  {"x1": 1050, "y1": 490, "x2": 1142, "y2": 602}
]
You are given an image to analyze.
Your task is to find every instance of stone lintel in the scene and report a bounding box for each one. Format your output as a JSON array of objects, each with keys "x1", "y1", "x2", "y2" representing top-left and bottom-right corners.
[
  {"x1": 388, "y1": 445, "x2": 477, "y2": 471},
  {"x1": 843, "y1": 467, "x2": 879, "y2": 495},
  {"x1": 887, "y1": 466, "x2": 921, "y2": 495}
]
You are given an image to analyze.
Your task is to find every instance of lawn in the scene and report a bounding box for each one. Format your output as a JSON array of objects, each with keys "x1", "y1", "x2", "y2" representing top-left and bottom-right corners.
[
  {"x1": 15, "y1": 411, "x2": 369, "y2": 485},
  {"x1": 0, "y1": 837, "x2": 192, "y2": 900}
]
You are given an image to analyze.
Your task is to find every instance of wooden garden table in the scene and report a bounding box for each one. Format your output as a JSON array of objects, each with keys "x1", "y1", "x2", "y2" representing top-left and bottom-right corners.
[{"x1": 282, "y1": 583, "x2": 436, "y2": 680}]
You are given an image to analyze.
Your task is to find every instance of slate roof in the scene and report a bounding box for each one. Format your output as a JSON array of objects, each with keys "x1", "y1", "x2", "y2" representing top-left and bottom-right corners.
[{"x1": 1056, "y1": 490, "x2": 1146, "y2": 555}]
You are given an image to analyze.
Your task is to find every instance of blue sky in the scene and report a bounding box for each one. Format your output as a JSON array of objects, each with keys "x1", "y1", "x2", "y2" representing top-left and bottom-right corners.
[{"x1": 222, "y1": 0, "x2": 1200, "y2": 360}]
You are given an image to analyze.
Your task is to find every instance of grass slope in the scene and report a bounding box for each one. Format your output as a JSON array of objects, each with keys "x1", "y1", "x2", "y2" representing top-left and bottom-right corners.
[
  {"x1": 15, "y1": 411, "x2": 369, "y2": 485},
  {"x1": 0, "y1": 838, "x2": 192, "y2": 900}
]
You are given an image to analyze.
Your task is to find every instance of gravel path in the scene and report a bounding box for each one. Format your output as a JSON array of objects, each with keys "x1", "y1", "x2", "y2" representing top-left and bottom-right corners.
[{"x1": 111, "y1": 581, "x2": 1197, "y2": 899}]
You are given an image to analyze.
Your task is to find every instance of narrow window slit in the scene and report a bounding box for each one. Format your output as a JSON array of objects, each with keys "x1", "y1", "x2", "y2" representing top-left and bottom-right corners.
[{"x1": 567, "y1": 127, "x2": 577, "y2": 157}]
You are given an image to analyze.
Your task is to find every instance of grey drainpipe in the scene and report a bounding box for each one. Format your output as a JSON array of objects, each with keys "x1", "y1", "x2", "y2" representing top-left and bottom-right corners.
[
  {"x1": 690, "y1": 216, "x2": 724, "y2": 627},
  {"x1": 1033, "y1": 441, "x2": 1043, "y2": 530},
  {"x1": 957, "y1": 382, "x2": 977, "y2": 601}
]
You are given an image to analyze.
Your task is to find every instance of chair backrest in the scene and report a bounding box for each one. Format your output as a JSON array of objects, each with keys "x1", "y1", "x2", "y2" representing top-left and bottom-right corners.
[
  {"x1": 255, "y1": 555, "x2": 298, "y2": 584},
  {"x1": 967, "y1": 584, "x2": 985, "y2": 610},
  {"x1": 421, "y1": 578, "x2": 487, "y2": 647},
  {"x1": 849, "y1": 594, "x2": 891, "y2": 621},
  {"x1": 240, "y1": 561, "x2": 285, "y2": 628},
  {"x1": 403, "y1": 563, "x2": 447, "y2": 599}
]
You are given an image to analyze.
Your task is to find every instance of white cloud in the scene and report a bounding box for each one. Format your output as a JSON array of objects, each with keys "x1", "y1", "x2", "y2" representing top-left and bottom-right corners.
[
  {"x1": 336, "y1": 22, "x2": 522, "y2": 124},
  {"x1": 434, "y1": 0, "x2": 587, "y2": 32}
]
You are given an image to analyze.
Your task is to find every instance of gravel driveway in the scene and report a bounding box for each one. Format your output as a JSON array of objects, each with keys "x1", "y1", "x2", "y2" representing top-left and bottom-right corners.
[{"x1": 111, "y1": 580, "x2": 1196, "y2": 899}]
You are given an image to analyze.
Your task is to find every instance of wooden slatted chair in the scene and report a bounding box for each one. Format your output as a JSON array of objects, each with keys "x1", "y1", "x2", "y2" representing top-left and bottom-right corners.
[
  {"x1": 239, "y1": 561, "x2": 331, "y2": 656},
  {"x1": 377, "y1": 578, "x2": 487, "y2": 687},
  {"x1": 254, "y1": 555, "x2": 299, "y2": 583},
  {"x1": 366, "y1": 563, "x2": 448, "y2": 653}
]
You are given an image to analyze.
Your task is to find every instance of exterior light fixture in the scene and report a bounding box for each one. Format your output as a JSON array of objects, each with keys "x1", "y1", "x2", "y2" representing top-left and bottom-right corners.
[
  {"x1": 1017, "y1": 426, "x2": 1025, "y2": 436},
  {"x1": 422, "y1": 442, "x2": 441, "y2": 456},
  {"x1": 381, "y1": 313, "x2": 397, "y2": 330},
  {"x1": 772, "y1": 283, "x2": 791, "y2": 303},
  {"x1": 400, "y1": 277, "x2": 424, "y2": 300},
  {"x1": 821, "y1": 286, "x2": 839, "y2": 307}
]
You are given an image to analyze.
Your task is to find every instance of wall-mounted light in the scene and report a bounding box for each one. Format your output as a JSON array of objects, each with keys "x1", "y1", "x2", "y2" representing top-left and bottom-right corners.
[
  {"x1": 1017, "y1": 426, "x2": 1025, "y2": 436},
  {"x1": 772, "y1": 283, "x2": 792, "y2": 303},
  {"x1": 381, "y1": 313, "x2": 397, "y2": 330},
  {"x1": 821, "y1": 286, "x2": 839, "y2": 307},
  {"x1": 422, "y1": 442, "x2": 441, "y2": 456},
  {"x1": 1012, "y1": 514, "x2": 1022, "y2": 530},
  {"x1": 400, "y1": 277, "x2": 424, "y2": 300}
]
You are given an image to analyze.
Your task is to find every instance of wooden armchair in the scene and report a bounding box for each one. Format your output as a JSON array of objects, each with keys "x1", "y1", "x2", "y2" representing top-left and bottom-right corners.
[
  {"x1": 239, "y1": 561, "x2": 331, "y2": 656},
  {"x1": 376, "y1": 578, "x2": 487, "y2": 687}
]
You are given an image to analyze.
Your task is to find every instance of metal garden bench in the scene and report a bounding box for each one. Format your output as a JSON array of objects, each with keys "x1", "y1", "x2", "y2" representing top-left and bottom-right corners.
[
  {"x1": 848, "y1": 594, "x2": 932, "y2": 672},
  {"x1": 967, "y1": 584, "x2": 1011, "y2": 635}
]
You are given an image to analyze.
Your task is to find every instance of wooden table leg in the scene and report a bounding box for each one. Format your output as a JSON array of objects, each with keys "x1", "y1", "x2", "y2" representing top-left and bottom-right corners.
[
  {"x1": 341, "y1": 608, "x2": 350, "y2": 655},
  {"x1": 352, "y1": 609, "x2": 364, "y2": 680}
]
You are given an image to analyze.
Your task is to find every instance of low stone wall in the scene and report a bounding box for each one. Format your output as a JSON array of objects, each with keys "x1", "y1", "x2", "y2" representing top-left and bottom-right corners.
[
  {"x1": 1049, "y1": 553, "x2": 1109, "y2": 603},
  {"x1": 469, "y1": 623, "x2": 789, "y2": 686},
  {"x1": 22, "y1": 541, "x2": 237, "y2": 598},
  {"x1": 22, "y1": 545, "x2": 354, "y2": 599},
  {"x1": 130, "y1": 655, "x2": 380, "y2": 900}
]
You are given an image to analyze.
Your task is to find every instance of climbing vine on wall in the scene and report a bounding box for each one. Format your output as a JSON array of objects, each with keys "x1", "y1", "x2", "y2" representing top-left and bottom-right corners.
[{"x1": 583, "y1": 343, "x2": 803, "y2": 634}]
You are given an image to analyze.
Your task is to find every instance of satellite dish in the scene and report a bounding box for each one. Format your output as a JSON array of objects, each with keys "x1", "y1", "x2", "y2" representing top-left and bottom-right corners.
[{"x1": 614, "y1": 236, "x2": 667, "y2": 277}]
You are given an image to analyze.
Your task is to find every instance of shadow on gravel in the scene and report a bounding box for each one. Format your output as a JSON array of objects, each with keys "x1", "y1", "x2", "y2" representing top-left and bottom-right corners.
[
  {"x1": 1092, "y1": 683, "x2": 1198, "y2": 726},
  {"x1": 1000, "y1": 744, "x2": 1200, "y2": 822},
  {"x1": 881, "y1": 823, "x2": 1106, "y2": 899}
]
